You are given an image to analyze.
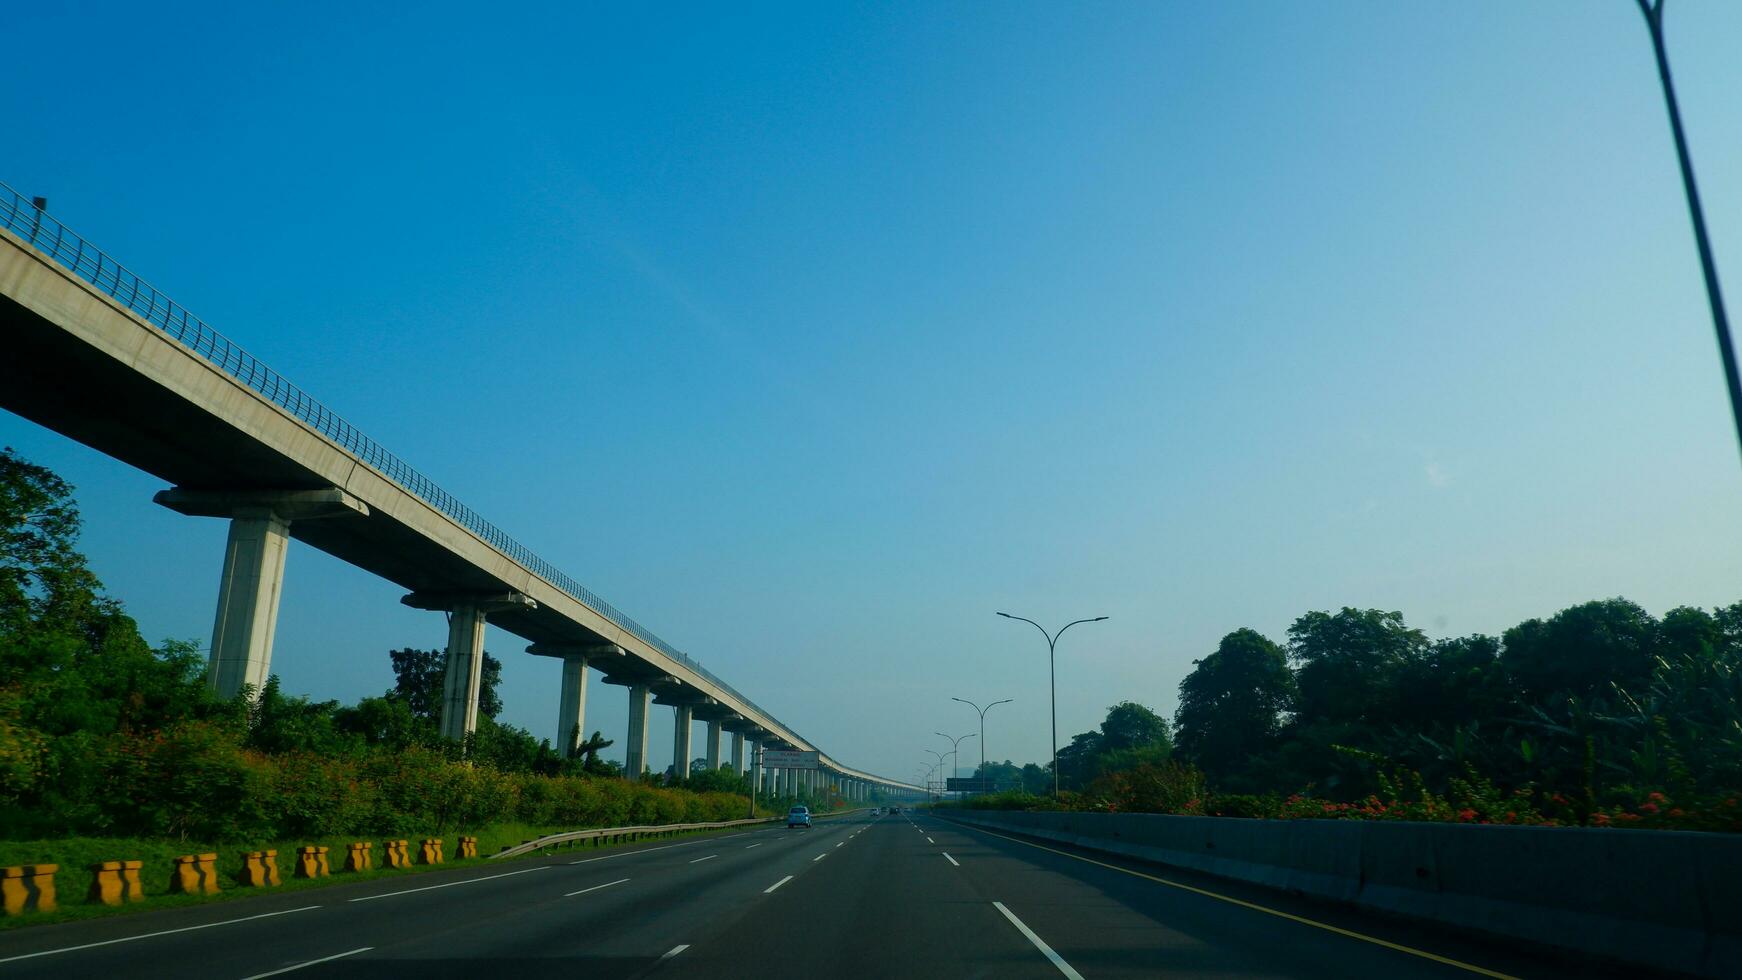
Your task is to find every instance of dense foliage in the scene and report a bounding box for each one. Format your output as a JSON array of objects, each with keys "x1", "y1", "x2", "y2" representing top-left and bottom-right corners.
[
  {"x1": 965, "y1": 602, "x2": 1742, "y2": 831},
  {"x1": 0, "y1": 449, "x2": 834, "y2": 843}
]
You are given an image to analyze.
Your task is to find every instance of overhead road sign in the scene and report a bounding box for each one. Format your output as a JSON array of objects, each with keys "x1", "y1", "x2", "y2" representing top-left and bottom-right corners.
[{"x1": 762, "y1": 749, "x2": 820, "y2": 770}]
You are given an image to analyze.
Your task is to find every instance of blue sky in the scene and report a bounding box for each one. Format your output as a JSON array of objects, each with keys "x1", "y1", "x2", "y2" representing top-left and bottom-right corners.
[{"x1": 3, "y1": 2, "x2": 1740, "y2": 784}]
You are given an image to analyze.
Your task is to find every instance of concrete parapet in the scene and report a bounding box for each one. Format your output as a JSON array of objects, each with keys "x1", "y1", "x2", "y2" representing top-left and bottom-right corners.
[
  {"x1": 170, "y1": 853, "x2": 220, "y2": 895},
  {"x1": 941, "y1": 809, "x2": 1742, "y2": 978},
  {"x1": 383, "y1": 840, "x2": 410, "y2": 868},
  {"x1": 345, "y1": 842, "x2": 373, "y2": 872},
  {"x1": 86, "y1": 860, "x2": 144, "y2": 906},
  {"x1": 238, "y1": 850, "x2": 280, "y2": 887},
  {"x1": 294, "y1": 846, "x2": 331, "y2": 879},
  {"x1": 1, "y1": 864, "x2": 58, "y2": 915},
  {"x1": 418, "y1": 838, "x2": 444, "y2": 865}
]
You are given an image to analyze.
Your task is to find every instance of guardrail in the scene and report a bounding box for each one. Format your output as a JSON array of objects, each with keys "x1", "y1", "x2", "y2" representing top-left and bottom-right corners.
[
  {"x1": 0, "y1": 182, "x2": 799, "y2": 747},
  {"x1": 491, "y1": 808, "x2": 873, "y2": 860},
  {"x1": 937, "y1": 809, "x2": 1742, "y2": 978}
]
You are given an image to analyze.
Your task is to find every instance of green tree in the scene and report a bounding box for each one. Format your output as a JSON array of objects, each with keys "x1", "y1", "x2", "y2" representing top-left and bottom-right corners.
[
  {"x1": 387, "y1": 647, "x2": 505, "y2": 723},
  {"x1": 1391, "y1": 634, "x2": 1503, "y2": 729},
  {"x1": 1174, "y1": 628, "x2": 1295, "y2": 785},
  {"x1": 575, "y1": 730, "x2": 615, "y2": 770},
  {"x1": 1099, "y1": 701, "x2": 1172, "y2": 752},
  {"x1": 245, "y1": 676, "x2": 355, "y2": 755},
  {"x1": 1288, "y1": 608, "x2": 1428, "y2": 727},
  {"x1": 1500, "y1": 598, "x2": 1658, "y2": 704}
]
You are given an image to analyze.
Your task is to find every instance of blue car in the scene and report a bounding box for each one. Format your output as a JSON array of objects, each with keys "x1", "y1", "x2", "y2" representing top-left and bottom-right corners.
[{"x1": 787, "y1": 805, "x2": 812, "y2": 828}]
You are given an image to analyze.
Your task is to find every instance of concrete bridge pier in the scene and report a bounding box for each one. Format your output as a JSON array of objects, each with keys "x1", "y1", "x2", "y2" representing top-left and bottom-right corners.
[
  {"x1": 705, "y1": 720, "x2": 722, "y2": 770},
  {"x1": 625, "y1": 683, "x2": 651, "y2": 778},
  {"x1": 155, "y1": 487, "x2": 368, "y2": 699},
  {"x1": 528, "y1": 642, "x2": 624, "y2": 758},
  {"x1": 605, "y1": 673, "x2": 677, "y2": 780},
  {"x1": 672, "y1": 704, "x2": 694, "y2": 779},
  {"x1": 730, "y1": 732, "x2": 744, "y2": 774},
  {"x1": 402, "y1": 590, "x2": 535, "y2": 741}
]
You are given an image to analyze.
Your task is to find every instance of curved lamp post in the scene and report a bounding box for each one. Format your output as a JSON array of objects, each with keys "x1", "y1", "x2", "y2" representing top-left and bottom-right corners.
[
  {"x1": 934, "y1": 731, "x2": 976, "y2": 797},
  {"x1": 997, "y1": 612, "x2": 1108, "y2": 797},
  {"x1": 1634, "y1": 1, "x2": 1739, "y2": 462},
  {"x1": 923, "y1": 750, "x2": 948, "y2": 802},
  {"x1": 951, "y1": 697, "x2": 1012, "y2": 793}
]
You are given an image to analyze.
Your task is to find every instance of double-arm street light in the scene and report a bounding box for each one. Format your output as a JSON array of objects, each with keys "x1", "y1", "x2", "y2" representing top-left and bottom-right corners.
[
  {"x1": 924, "y1": 750, "x2": 948, "y2": 801},
  {"x1": 951, "y1": 697, "x2": 1012, "y2": 793},
  {"x1": 934, "y1": 732, "x2": 976, "y2": 796},
  {"x1": 1633, "y1": 1, "x2": 1740, "y2": 464},
  {"x1": 997, "y1": 612, "x2": 1108, "y2": 798}
]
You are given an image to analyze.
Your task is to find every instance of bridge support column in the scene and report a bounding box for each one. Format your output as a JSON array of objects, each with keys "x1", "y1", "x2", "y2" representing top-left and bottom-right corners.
[
  {"x1": 402, "y1": 591, "x2": 535, "y2": 742},
  {"x1": 730, "y1": 732, "x2": 744, "y2": 774},
  {"x1": 440, "y1": 603, "x2": 488, "y2": 741},
  {"x1": 626, "y1": 684, "x2": 651, "y2": 779},
  {"x1": 529, "y1": 644, "x2": 623, "y2": 759},
  {"x1": 208, "y1": 510, "x2": 288, "y2": 697},
  {"x1": 556, "y1": 655, "x2": 587, "y2": 758},
  {"x1": 673, "y1": 704, "x2": 694, "y2": 780},
  {"x1": 155, "y1": 487, "x2": 367, "y2": 700},
  {"x1": 705, "y1": 721, "x2": 722, "y2": 770}
]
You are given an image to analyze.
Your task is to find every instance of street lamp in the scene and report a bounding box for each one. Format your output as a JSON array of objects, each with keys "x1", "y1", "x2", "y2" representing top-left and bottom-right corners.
[
  {"x1": 934, "y1": 731, "x2": 976, "y2": 797},
  {"x1": 951, "y1": 697, "x2": 1012, "y2": 793},
  {"x1": 1634, "y1": 1, "x2": 1740, "y2": 463},
  {"x1": 924, "y1": 750, "x2": 948, "y2": 802},
  {"x1": 997, "y1": 612, "x2": 1108, "y2": 798}
]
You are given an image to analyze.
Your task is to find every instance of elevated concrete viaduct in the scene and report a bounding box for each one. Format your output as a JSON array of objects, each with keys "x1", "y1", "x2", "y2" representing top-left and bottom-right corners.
[{"x1": 0, "y1": 188, "x2": 922, "y2": 801}]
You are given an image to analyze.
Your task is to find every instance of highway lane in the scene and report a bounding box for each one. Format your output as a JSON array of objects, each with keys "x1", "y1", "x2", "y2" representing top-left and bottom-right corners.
[
  {"x1": 673, "y1": 810, "x2": 1605, "y2": 980},
  {"x1": 0, "y1": 815, "x2": 868, "y2": 978},
  {"x1": 0, "y1": 809, "x2": 1654, "y2": 978}
]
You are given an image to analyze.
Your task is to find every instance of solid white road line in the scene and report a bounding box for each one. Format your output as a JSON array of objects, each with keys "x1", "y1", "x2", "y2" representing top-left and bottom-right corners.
[
  {"x1": 240, "y1": 947, "x2": 373, "y2": 979},
  {"x1": 661, "y1": 944, "x2": 691, "y2": 960},
  {"x1": 690, "y1": 854, "x2": 718, "y2": 864},
  {"x1": 571, "y1": 840, "x2": 699, "y2": 864},
  {"x1": 764, "y1": 875, "x2": 795, "y2": 894},
  {"x1": 0, "y1": 906, "x2": 323, "y2": 965},
  {"x1": 565, "y1": 878, "x2": 630, "y2": 898},
  {"x1": 993, "y1": 902, "x2": 1085, "y2": 980},
  {"x1": 744, "y1": 843, "x2": 763, "y2": 849},
  {"x1": 942, "y1": 852, "x2": 961, "y2": 867},
  {"x1": 349, "y1": 865, "x2": 548, "y2": 902}
]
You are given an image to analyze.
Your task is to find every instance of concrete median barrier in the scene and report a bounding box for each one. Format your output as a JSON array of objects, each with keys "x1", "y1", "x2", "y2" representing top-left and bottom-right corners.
[
  {"x1": 238, "y1": 850, "x2": 280, "y2": 888},
  {"x1": 1, "y1": 864, "x2": 58, "y2": 915},
  {"x1": 169, "y1": 853, "x2": 220, "y2": 895},
  {"x1": 295, "y1": 846, "x2": 331, "y2": 879},
  {"x1": 345, "y1": 842, "x2": 373, "y2": 872},
  {"x1": 939, "y1": 809, "x2": 1741, "y2": 977},
  {"x1": 86, "y1": 860, "x2": 144, "y2": 906}
]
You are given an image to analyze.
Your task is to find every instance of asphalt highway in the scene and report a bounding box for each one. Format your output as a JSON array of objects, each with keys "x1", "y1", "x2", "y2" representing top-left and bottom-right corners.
[{"x1": 0, "y1": 810, "x2": 1650, "y2": 978}]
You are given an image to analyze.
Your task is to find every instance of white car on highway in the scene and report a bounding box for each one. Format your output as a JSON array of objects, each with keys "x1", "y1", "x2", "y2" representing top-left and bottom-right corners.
[{"x1": 787, "y1": 805, "x2": 812, "y2": 828}]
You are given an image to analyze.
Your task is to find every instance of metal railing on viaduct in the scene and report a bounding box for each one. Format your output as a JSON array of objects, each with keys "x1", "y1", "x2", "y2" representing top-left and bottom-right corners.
[{"x1": 0, "y1": 181, "x2": 921, "y2": 801}]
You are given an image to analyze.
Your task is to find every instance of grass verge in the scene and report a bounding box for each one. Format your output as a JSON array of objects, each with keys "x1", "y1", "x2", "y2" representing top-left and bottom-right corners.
[{"x1": 0, "y1": 820, "x2": 773, "y2": 931}]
